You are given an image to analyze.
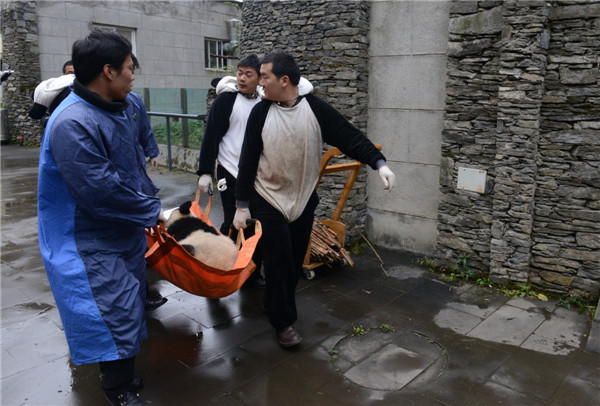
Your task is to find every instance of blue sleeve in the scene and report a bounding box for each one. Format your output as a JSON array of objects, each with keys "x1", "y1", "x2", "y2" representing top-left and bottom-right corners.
[
  {"x1": 131, "y1": 93, "x2": 159, "y2": 159},
  {"x1": 49, "y1": 115, "x2": 161, "y2": 227}
]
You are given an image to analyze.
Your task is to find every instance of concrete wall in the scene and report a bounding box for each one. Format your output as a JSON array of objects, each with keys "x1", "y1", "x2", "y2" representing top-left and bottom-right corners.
[
  {"x1": 367, "y1": 0, "x2": 450, "y2": 254},
  {"x1": 35, "y1": 0, "x2": 240, "y2": 89}
]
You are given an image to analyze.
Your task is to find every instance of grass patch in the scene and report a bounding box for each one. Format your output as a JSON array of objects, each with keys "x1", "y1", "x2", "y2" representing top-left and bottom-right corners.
[
  {"x1": 153, "y1": 119, "x2": 205, "y2": 149},
  {"x1": 416, "y1": 253, "x2": 598, "y2": 322}
]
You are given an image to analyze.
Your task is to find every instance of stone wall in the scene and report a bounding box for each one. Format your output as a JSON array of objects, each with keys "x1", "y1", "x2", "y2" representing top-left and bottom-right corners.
[
  {"x1": 438, "y1": 1, "x2": 503, "y2": 274},
  {"x1": 1, "y1": 0, "x2": 42, "y2": 144},
  {"x1": 438, "y1": 0, "x2": 600, "y2": 297},
  {"x1": 491, "y1": 1, "x2": 548, "y2": 284},
  {"x1": 240, "y1": 0, "x2": 371, "y2": 242},
  {"x1": 532, "y1": 2, "x2": 600, "y2": 295}
]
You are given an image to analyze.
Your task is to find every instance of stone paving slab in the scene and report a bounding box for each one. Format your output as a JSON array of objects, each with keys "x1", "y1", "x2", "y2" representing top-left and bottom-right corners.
[
  {"x1": 345, "y1": 344, "x2": 436, "y2": 391},
  {"x1": 521, "y1": 307, "x2": 589, "y2": 355},
  {"x1": 467, "y1": 303, "x2": 547, "y2": 346},
  {"x1": 433, "y1": 306, "x2": 484, "y2": 334}
]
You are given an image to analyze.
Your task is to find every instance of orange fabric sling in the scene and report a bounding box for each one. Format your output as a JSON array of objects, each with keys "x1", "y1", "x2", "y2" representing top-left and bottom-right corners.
[{"x1": 145, "y1": 189, "x2": 261, "y2": 298}]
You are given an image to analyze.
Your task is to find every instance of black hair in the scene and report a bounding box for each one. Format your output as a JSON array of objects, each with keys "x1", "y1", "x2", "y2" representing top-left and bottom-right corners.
[
  {"x1": 238, "y1": 54, "x2": 261, "y2": 75},
  {"x1": 62, "y1": 60, "x2": 73, "y2": 74},
  {"x1": 261, "y1": 52, "x2": 300, "y2": 86},
  {"x1": 72, "y1": 30, "x2": 136, "y2": 85}
]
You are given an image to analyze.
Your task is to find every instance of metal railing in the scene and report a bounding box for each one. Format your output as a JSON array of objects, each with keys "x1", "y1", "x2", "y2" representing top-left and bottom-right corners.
[{"x1": 147, "y1": 112, "x2": 206, "y2": 170}]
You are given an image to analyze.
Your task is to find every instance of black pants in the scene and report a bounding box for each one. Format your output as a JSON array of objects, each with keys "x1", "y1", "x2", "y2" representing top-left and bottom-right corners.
[
  {"x1": 99, "y1": 356, "x2": 136, "y2": 396},
  {"x1": 217, "y1": 165, "x2": 262, "y2": 276},
  {"x1": 250, "y1": 189, "x2": 318, "y2": 330},
  {"x1": 216, "y1": 165, "x2": 238, "y2": 236}
]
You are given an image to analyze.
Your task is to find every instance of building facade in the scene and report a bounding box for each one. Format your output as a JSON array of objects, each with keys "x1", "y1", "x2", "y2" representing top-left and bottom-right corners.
[{"x1": 1, "y1": 0, "x2": 241, "y2": 144}]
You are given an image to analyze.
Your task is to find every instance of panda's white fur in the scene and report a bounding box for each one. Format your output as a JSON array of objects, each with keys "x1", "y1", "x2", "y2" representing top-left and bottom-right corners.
[
  {"x1": 164, "y1": 201, "x2": 196, "y2": 228},
  {"x1": 179, "y1": 230, "x2": 239, "y2": 270},
  {"x1": 164, "y1": 201, "x2": 238, "y2": 270}
]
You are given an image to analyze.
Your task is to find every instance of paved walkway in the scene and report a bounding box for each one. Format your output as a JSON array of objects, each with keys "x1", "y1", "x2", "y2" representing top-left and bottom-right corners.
[{"x1": 1, "y1": 144, "x2": 599, "y2": 405}]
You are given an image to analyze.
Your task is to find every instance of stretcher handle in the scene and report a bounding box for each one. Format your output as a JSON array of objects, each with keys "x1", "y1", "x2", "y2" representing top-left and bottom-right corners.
[
  {"x1": 195, "y1": 186, "x2": 212, "y2": 217},
  {"x1": 229, "y1": 219, "x2": 260, "y2": 249},
  {"x1": 151, "y1": 222, "x2": 168, "y2": 244}
]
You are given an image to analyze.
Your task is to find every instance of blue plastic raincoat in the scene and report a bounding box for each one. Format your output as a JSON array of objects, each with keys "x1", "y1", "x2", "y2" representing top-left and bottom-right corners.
[{"x1": 38, "y1": 85, "x2": 161, "y2": 365}]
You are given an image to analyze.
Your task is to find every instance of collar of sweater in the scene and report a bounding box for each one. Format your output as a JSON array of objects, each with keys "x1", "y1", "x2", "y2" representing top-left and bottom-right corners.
[{"x1": 73, "y1": 79, "x2": 129, "y2": 113}]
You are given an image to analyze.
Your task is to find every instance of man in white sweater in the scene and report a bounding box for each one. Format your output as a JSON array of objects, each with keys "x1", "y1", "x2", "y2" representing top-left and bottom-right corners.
[
  {"x1": 198, "y1": 55, "x2": 314, "y2": 288},
  {"x1": 234, "y1": 52, "x2": 395, "y2": 347}
]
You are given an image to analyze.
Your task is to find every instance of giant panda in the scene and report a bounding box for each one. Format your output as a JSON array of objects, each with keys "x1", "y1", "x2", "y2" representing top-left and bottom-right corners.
[{"x1": 164, "y1": 201, "x2": 238, "y2": 270}]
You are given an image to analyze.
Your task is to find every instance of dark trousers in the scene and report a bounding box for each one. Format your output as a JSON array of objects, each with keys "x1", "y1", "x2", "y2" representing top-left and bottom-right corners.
[
  {"x1": 99, "y1": 356, "x2": 136, "y2": 396},
  {"x1": 250, "y1": 189, "x2": 318, "y2": 330},
  {"x1": 216, "y1": 165, "x2": 237, "y2": 236},
  {"x1": 217, "y1": 165, "x2": 262, "y2": 276}
]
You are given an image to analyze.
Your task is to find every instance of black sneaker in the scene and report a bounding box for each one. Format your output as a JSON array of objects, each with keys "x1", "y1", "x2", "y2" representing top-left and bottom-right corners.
[
  {"x1": 131, "y1": 377, "x2": 143, "y2": 391},
  {"x1": 246, "y1": 275, "x2": 266, "y2": 289},
  {"x1": 104, "y1": 390, "x2": 143, "y2": 406},
  {"x1": 145, "y1": 296, "x2": 167, "y2": 311}
]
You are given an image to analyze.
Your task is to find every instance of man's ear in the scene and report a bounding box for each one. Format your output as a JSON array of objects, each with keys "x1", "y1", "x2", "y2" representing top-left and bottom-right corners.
[
  {"x1": 102, "y1": 64, "x2": 113, "y2": 80},
  {"x1": 280, "y1": 75, "x2": 290, "y2": 88}
]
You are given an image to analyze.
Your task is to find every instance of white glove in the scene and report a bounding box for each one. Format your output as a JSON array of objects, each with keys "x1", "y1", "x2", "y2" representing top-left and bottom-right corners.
[
  {"x1": 149, "y1": 157, "x2": 158, "y2": 171},
  {"x1": 158, "y1": 209, "x2": 168, "y2": 224},
  {"x1": 378, "y1": 165, "x2": 395, "y2": 192},
  {"x1": 198, "y1": 174, "x2": 212, "y2": 193},
  {"x1": 233, "y1": 208, "x2": 251, "y2": 230}
]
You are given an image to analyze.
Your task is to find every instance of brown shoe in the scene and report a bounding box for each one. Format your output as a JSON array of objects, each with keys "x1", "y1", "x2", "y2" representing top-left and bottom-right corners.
[{"x1": 277, "y1": 325, "x2": 302, "y2": 347}]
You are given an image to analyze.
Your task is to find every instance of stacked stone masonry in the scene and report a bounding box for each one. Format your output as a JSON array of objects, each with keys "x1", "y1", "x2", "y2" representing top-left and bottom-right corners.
[
  {"x1": 240, "y1": 0, "x2": 371, "y2": 242},
  {"x1": 1, "y1": 0, "x2": 43, "y2": 144},
  {"x1": 438, "y1": 0, "x2": 599, "y2": 298}
]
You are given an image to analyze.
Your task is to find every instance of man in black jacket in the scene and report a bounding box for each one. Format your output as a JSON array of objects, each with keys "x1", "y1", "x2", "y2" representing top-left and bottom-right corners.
[
  {"x1": 233, "y1": 52, "x2": 395, "y2": 347},
  {"x1": 197, "y1": 54, "x2": 266, "y2": 288}
]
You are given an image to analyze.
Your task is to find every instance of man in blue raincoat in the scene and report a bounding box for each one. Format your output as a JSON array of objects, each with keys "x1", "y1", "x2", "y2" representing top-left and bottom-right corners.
[{"x1": 38, "y1": 30, "x2": 161, "y2": 406}]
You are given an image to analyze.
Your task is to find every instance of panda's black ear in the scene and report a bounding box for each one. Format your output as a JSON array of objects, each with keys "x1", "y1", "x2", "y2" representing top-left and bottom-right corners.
[
  {"x1": 180, "y1": 201, "x2": 193, "y2": 215},
  {"x1": 182, "y1": 244, "x2": 195, "y2": 256}
]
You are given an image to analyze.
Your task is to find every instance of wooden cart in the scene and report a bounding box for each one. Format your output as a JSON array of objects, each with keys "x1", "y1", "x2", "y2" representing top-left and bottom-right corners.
[{"x1": 302, "y1": 144, "x2": 382, "y2": 279}]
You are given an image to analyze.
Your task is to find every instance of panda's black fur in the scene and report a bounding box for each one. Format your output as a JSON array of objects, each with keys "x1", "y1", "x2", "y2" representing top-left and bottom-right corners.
[
  {"x1": 167, "y1": 216, "x2": 219, "y2": 240},
  {"x1": 163, "y1": 200, "x2": 239, "y2": 269},
  {"x1": 165, "y1": 201, "x2": 219, "y2": 240}
]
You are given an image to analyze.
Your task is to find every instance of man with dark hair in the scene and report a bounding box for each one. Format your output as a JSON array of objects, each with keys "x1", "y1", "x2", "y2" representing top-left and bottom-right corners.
[
  {"x1": 62, "y1": 60, "x2": 74, "y2": 75},
  {"x1": 198, "y1": 54, "x2": 263, "y2": 234},
  {"x1": 28, "y1": 60, "x2": 75, "y2": 127},
  {"x1": 234, "y1": 52, "x2": 395, "y2": 347},
  {"x1": 37, "y1": 30, "x2": 161, "y2": 406},
  {"x1": 197, "y1": 54, "x2": 267, "y2": 288}
]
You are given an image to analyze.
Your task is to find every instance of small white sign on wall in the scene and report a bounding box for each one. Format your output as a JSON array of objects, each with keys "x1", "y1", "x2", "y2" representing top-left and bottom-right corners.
[{"x1": 457, "y1": 167, "x2": 487, "y2": 194}]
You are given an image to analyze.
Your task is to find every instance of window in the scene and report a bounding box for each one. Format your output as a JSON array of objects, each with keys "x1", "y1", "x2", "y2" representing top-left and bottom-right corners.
[
  {"x1": 204, "y1": 38, "x2": 228, "y2": 70},
  {"x1": 92, "y1": 24, "x2": 137, "y2": 56}
]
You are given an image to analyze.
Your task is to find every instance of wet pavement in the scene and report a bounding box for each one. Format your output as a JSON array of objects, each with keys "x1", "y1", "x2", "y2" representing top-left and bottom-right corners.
[{"x1": 1, "y1": 144, "x2": 599, "y2": 406}]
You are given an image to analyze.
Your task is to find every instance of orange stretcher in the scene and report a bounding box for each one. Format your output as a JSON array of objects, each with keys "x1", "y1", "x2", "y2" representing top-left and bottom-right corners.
[
  {"x1": 146, "y1": 188, "x2": 261, "y2": 298},
  {"x1": 302, "y1": 144, "x2": 382, "y2": 279}
]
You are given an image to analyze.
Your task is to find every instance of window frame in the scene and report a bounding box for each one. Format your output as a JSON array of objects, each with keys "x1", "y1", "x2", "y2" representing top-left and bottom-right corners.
[
  {"x1": 204, "y1": 38, "x2": 228, "y2": 70},
  {"x1": 92, "y1": 24, "x2": 137, "y2": 56}
]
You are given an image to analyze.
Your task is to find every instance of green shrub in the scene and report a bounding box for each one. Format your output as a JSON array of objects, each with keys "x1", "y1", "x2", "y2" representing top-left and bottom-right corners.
[{"x1": 153, "y1": 119, "x2": 205, "y2": 149}]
